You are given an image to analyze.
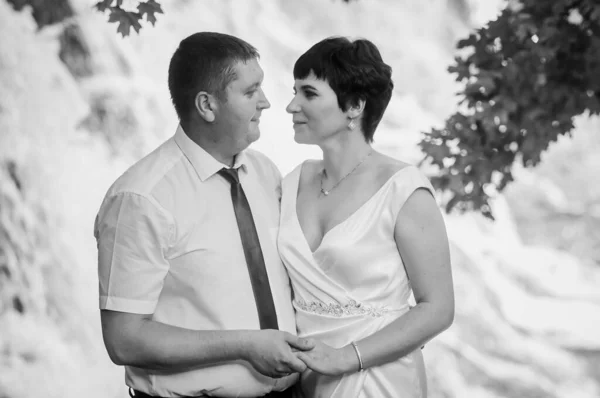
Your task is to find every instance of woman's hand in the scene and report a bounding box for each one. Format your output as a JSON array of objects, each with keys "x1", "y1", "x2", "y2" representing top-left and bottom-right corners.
[
  {"x1": 243, "y1": 330, "x2": 315, "y2": 378},
  {"x1": 294, "y1": 340, "x2": 358, "y2": 376}
]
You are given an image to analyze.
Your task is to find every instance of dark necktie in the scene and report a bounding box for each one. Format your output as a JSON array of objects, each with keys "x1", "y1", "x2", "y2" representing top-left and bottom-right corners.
[{"x1": 218, "y1": 168, "x2": 279, "y2": 330}]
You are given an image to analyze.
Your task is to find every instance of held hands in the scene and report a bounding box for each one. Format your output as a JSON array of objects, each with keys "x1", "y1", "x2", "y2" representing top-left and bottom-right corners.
[
  {"x1": 294, "y1": 340, "x2": 358, "y2": 377},
  {"x1": 244, "y1": 330, "x2": 315, "y2": 378}
]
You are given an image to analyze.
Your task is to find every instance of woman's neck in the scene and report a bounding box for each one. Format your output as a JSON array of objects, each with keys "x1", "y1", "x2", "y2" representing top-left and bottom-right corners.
[{"x1": 320, "y1": 131, "x2": 372, "y2": 182}]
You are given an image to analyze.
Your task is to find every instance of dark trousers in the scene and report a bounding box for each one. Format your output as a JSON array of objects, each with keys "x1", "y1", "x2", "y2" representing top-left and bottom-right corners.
[{"x1": 130, "y1": 388, "x2": 293, "y2": 398}]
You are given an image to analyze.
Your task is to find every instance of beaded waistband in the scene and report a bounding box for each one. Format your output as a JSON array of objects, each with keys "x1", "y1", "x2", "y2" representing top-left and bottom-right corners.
[{"x1": 294, "y1": 298, "x2": 403, "y2": 318}]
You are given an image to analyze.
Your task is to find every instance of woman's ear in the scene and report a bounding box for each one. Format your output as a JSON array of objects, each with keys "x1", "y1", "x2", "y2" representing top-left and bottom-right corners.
[
  {"x1": 347, "y1": 98, "x2": 366, "y2": 119},
  {"x1": 194, "y1": 92, "x2": 217, "y2": 123}
]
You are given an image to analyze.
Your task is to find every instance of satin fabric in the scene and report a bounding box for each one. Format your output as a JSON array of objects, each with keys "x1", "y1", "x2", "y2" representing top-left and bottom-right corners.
[{"x1": 278, "y1": 164, "x2": 434, "y2": 398}]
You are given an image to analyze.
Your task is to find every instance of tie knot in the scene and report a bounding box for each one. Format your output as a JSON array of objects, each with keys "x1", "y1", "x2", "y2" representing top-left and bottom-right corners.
[{"x1": 218, "y1": 167, "x2": 240, "y2": 185}]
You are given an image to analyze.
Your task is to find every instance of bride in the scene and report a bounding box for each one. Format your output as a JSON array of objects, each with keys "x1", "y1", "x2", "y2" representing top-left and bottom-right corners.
[{"x1": 278, "y1": 37, "x2": 455, "y2": 397}]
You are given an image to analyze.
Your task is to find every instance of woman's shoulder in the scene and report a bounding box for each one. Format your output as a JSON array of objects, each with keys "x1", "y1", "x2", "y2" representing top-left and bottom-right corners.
[
  {"x1": 301, "y1": 159, "x2": 323, "y2": 173},
  {"x1": 283, "y1": 159, "x2": 322, "y2": 185},
  {"x1": 370, "y1": 153, "x2": 415, "y2": 184},
  {"x1": 370, "y1": 153, "x2": 433, "y2": 195},
  {"x1": 297, "y1": 159, "x2": 322, "y2": 184}
]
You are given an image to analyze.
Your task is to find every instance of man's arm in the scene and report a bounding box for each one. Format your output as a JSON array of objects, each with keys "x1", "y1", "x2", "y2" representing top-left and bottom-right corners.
[
  {"x1": 101, "y1": 310, "x2": 313, "y2": 377},
  {"x1": 96, "y1": 192, "x2": 313, "y2": 378}
]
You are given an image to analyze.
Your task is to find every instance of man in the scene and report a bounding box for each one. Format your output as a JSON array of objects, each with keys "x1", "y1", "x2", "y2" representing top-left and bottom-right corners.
[{"x1": 94, "y1": 32, "x2": 313, "y2": 398}]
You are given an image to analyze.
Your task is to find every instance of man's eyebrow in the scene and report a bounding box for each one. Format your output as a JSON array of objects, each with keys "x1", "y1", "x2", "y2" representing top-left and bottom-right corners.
[
  {"x1": 245, "y1": 82, "x2": 261, "y2": 91},
  {"x1": 244, "y1": 82, "x2": 261, "y2": 92},
  {"x1": 245, "y1": 71, "x2": 265, "y2": 91}
]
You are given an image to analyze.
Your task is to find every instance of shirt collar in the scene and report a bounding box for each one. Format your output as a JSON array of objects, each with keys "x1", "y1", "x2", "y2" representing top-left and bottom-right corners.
[{"x1": 174, "y1": 125, "x2": 248, "y2": 182}]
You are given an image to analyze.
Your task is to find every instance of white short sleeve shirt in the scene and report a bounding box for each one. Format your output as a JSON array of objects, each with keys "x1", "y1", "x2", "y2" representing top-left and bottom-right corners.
[{"x1": 94, "y1": 126, "x2": 297, "y2": 397}]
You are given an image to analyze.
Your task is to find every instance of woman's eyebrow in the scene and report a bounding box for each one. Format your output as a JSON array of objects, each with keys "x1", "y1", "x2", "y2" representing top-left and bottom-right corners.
[{"x1": 299, "y1": 84, "x2": 317, "y2": 91}]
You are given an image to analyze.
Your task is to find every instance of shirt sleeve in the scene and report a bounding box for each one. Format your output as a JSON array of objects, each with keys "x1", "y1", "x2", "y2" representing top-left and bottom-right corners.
[{"x1": 95, "y1": 192, "x2": 173, "y2": 314}]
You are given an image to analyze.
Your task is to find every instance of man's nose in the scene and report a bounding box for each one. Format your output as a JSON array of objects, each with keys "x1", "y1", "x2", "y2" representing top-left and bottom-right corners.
[{"x1": 258, "y1": 88, "x2": 270, "y2": 110}]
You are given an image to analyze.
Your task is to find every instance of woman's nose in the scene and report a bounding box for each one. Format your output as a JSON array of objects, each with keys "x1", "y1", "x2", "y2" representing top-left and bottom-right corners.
[{"x1": 286, "y1": 97, "x2": 299, "y2": 114}]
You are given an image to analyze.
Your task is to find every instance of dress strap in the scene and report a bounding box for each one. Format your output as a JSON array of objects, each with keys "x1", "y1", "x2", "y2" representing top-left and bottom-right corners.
[{"x1": 389, "y1": 166, "x2": 436, "y2": 220}]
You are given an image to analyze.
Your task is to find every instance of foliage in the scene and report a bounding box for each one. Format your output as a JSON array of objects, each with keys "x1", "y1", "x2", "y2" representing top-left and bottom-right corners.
[
  {"x1": 94, "y1": 0, "x2": 163, "y2": 37},
  {"x1": 419, "y1": 0, "x2": 600, "y2": 219},
  {"x1": 94, "y1": 0, "x2": 352, "y2": 37},
  {"x1": 5, "y1": 0, "x2": 74, "y2": 28},
  {"x1": 92, "y1": 0, "x2": 600, "y2": 220}
]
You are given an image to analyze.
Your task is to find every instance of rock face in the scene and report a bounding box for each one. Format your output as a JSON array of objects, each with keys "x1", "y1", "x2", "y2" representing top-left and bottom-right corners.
[
  {"x1": 0, "y1": 1, "x2": 598, "y2": 398},
  {"x1": 0, "y1": 2, "x2": 126, "y2": 397},
  {"x1": 0, "y1": 0, "x2": 85, "y2": 320}
]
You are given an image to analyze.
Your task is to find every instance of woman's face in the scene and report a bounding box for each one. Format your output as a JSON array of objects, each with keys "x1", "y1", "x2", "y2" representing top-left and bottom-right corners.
[{"x1": 286, "y1": 71, "x2": 349, "y2": 145}]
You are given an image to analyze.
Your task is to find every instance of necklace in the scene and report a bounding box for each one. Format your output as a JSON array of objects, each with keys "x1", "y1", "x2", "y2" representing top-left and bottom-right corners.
[{"x1": 320, "y1": 150, "x2": 373, "y2": 197}]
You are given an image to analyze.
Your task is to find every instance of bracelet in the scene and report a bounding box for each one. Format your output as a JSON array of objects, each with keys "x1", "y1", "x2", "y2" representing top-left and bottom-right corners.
[{"x1": 350, "y1": 341, "x2": 364, "y2": 372}]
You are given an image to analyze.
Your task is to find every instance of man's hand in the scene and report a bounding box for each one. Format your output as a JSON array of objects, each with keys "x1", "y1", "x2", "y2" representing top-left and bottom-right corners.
[
  {"x1": 243, "y1": 330, "x2": 315, "y2": 378},
  {"x1": 294, "y1": 340, "x2": 357, "y2": 376}
]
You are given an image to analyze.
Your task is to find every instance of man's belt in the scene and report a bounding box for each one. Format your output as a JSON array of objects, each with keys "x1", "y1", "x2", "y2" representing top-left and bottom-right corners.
[{"x1": 130, "y1": 388, "x2": 293, "y2": 398}]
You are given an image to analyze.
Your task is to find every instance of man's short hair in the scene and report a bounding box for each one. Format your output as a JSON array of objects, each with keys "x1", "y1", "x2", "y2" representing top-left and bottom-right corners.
[{"x1": 168, "y1": 32, "x2": 259, "y2": 123}]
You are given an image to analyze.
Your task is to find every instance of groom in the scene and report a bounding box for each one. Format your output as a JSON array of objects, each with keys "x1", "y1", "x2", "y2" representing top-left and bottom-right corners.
[{"x1": 94, "y1": 32, "x2": 312, "y2": 397}]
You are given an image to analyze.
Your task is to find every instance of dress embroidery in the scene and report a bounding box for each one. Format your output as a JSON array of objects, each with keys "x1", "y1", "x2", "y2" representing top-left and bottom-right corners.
[{"x1": 294, "y1": 298, "x2": 389, "y2": 318}]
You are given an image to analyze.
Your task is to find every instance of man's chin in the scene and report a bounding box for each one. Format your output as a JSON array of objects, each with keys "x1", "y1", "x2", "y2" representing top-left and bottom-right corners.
[{"x1": 242, "y1": 129, "x2": 260, "y2": 149}]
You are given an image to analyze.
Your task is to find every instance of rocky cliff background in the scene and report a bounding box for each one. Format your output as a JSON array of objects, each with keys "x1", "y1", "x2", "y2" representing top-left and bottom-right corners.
[{"x1": 0, "y1": 1, "x2": 599, "y2": 397}]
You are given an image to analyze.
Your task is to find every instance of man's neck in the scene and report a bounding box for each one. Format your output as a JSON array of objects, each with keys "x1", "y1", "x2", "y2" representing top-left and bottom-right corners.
[{"x1": 181, "y1": 123, "x2": 236, "y2": 167}]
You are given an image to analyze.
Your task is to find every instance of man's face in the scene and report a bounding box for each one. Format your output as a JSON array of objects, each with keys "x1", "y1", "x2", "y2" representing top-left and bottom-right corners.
[{"x1": 214, "y1": 59, "x2": 270, "y2": 153}]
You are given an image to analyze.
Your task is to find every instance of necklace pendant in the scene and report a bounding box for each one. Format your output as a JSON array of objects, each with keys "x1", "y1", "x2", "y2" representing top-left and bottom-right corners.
[{"x1": 321, "y1": 189, "x2": 329, "y2": 196}]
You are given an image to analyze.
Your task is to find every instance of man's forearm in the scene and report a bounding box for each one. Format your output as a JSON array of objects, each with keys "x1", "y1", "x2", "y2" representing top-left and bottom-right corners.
[{"x1": 102, "y1": 312, "x2": 254, "y2": 371}]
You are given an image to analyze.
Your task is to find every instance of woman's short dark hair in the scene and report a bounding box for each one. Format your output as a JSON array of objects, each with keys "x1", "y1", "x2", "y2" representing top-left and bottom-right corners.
[
  {"x1": 168, "y1": 32, "x2": 259, "y2": 123},
  {"x1": 293, "y1": 37, "x2": 393, "y2": 142}
]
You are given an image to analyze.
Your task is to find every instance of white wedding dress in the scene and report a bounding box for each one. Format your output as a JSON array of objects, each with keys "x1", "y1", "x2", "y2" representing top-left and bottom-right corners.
[{"x1": 277, "y1": 164, "x2": 434, "y2": 398}]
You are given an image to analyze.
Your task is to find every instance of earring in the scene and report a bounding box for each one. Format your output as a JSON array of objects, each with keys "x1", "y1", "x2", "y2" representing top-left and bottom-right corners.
[{"x1": 348, "y1": 119, "x2": 356, "y2": 130}]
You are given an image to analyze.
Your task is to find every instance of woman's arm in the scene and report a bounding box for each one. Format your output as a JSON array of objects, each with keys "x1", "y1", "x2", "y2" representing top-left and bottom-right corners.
[
  {"x1": 356, "y1": 187, "x2": 454, "y2": 369},
  {"x1": 296, "y1": 188, "x2": 454, "y2": 375}
]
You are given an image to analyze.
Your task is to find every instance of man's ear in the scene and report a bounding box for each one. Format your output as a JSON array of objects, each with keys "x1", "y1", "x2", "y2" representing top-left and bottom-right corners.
[
  {"x1": 194, "y1": 91, "x2": 217, "y2": 123},
  {"x1": 347, "y1": 98, "x2": 366, "y2": 119}
]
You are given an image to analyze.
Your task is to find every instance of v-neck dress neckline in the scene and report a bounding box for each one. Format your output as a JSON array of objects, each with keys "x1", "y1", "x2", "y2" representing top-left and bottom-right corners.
[{"x1": 293, "y1": 165, "x2": 415, "y2": 254}]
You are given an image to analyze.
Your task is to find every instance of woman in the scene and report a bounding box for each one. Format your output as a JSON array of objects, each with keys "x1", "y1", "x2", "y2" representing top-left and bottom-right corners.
[{"x1": 278, "y1": 37, "x2": 455, "y2": 397}]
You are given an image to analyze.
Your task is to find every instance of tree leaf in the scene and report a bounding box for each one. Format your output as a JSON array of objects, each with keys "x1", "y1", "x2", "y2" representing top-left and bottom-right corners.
[
  {"x1": 457, "y1": 34, "x2": 477, "y2": 49},
  {"x1": 94, "y1": 0, "x2": 113, "y2": 12},
  {"x1": 108, "y1": 8, "x2": 142, "y2": 37},
  {"x1": 138, "y1": 0, "x2": 164, "y2": 26}
]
